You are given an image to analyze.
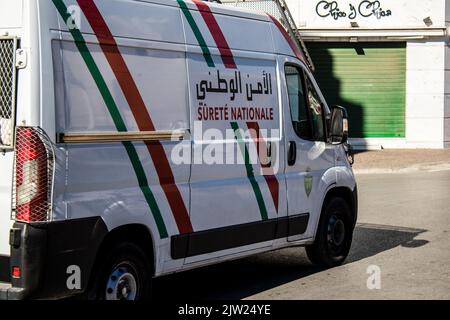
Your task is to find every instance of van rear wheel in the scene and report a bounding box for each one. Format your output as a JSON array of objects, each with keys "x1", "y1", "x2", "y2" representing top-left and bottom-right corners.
[
  {"x1": 91, "y1": 242, "x2": 152, "y2": 300},
  {"x1": 306, "y1": 197, "x2": 353, "y2": 267}
]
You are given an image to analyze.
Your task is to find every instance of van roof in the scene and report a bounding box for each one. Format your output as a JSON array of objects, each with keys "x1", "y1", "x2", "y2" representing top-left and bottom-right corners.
[
  {"x1": 162, "y1": 0, "x2": 271, "y2": 22},
  {"x1": 49, "y1": 0, "x2": 308, "y2": 66}
]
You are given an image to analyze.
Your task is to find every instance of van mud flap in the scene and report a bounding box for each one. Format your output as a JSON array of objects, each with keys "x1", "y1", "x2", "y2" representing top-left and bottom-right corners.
[{"x1": 1, "y1": 217, "x2": 108, "y2": 300}]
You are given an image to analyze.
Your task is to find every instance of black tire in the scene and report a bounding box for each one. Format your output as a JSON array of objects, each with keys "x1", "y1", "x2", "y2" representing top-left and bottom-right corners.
[
  {"x1": 88, "y1": 242, "x2": 152, "y2": 300},
  {"x1": 306, "y1": 197, "x2": 354, "y2": 267}
]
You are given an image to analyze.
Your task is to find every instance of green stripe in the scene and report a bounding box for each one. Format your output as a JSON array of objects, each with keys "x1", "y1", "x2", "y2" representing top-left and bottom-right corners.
[
  {"x1": 123, "y1": 142, "x2": 168, "y2": 238},
  {"x1": 177, "y1": 0, "x2": 215, "y2": 67},
  {"x1": 231, "y1": 122, "x2": 269, "y2": 221},
  {"x1": 53, "y1": 0, "x2": 168, "y2": 239},
  {"x1": 52, "y1": 0, "x2": 126, "y2": 132}
]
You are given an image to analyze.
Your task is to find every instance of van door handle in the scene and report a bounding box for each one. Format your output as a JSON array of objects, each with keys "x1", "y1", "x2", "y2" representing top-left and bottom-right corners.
[
  {"x1": 288, "y1": 141, "x2": 296, "y2": 166},
  {"x1": 262, "y1": 141, "x2": 272, "y2": 168}
]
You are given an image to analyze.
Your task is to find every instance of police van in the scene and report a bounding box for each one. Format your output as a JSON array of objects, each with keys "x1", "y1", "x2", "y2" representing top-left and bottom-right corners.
[{"x1": 0, "y1": 0, "x2": 357, "y2": 300}]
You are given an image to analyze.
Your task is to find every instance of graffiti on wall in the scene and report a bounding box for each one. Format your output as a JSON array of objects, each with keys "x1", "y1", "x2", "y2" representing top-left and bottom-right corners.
[{"x1": 316, "y1": 1, "x2": 392, "y2": 20}]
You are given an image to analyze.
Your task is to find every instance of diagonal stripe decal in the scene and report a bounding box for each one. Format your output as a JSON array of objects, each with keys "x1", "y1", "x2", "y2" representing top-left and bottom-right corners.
[
  {"x1": 177, "y1": 0, "x2": 215, "y2": 68},
  {"x1": 268, "y1": 14, "x2": 307, "y2": 65},
  {"x1": 52, "y1": 0, "x2": 168, "y2": 238},
  {"x1": 76, "y1": 0, "x2": 194, "y2": 235},
  {"x1": 192, "y1": 0, "x2": 237, "y2": 69},
  {"x1": 123, "y1": 141, "x2": 168, "y2": 238},
  {"x1": 246, "y1": 122, "x2": 279, "y2": 213},
  {"x1": 231, "y1": 122, "x2": 269, "y2": 221},
  {"x1": 77, "y1": 0, "x2": 155, "y2": 132}
]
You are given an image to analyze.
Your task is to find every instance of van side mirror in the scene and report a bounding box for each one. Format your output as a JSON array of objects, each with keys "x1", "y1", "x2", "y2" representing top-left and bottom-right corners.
[{"x1": 329, "y1": 105, "x2": 349, "y2": 145}]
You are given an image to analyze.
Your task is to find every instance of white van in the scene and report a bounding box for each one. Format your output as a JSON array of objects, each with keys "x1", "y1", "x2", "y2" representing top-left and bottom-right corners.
[{"x1": 0, "y1": 0, "x2": 357, "y2": 300}]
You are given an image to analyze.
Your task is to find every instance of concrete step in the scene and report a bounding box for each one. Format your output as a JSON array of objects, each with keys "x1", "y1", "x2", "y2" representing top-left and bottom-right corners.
[
  {"x1": 0, "y1": 282, "x2": 11, "y2": 289},
  {"x1": 0, "y1": 282, "x2": 12, "y2": 300}
]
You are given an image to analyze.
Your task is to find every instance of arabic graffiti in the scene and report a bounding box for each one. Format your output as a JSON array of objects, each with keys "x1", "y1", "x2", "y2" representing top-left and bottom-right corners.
[
  {"x1": 196, "y1": 70, "x2": 273, "y2": 102},
  {"x1": 316, "y1": 1, "x2": 392, "y2": 20}
]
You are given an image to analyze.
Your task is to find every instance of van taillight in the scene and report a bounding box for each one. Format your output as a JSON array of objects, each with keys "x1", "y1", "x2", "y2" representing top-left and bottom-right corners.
[{"x1": 13, "y1": 127, "x2": 54, "y2": 223}]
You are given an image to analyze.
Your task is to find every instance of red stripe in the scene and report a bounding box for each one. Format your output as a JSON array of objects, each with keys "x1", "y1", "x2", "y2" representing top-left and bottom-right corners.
[
  {"x1": 192, "y1": 0, "x2": 236, "y2": 69},
  {"x1": 268, "y1": 14, "x2": 307, "y2": 65},
  {"x1": 246, "y1": 122, "x2": 279, "y2": 212},
  {"x1": 77, "y1": 0, "x2": 193, "y2": 234}
]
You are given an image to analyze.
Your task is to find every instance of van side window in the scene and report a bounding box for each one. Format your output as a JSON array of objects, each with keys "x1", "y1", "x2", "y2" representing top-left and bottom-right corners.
[
  {"x1": 285, "y1": 65, "x2": 313, "y2": 139},
  {"x1": 304, "y1": 75, "x2": 326, "y2": 141}
]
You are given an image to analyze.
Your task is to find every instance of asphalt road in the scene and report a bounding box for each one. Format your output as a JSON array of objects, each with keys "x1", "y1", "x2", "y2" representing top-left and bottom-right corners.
[{"x1": 153, "y1": 170, "x2": 450, "y2": 300}]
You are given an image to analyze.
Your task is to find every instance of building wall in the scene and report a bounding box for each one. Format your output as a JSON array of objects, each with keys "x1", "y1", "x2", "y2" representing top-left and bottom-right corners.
[
  {"x1": 287, "y1": 0, "x2": 447, "y2": 29},
  {"x1": 406, "y1": 40, "x2": 445, "y2": 148},
  {"x1": 445, "y1": 2, "x2": 450, "y2": 148},
  {"x1": 287, "y1": 0, "x2": 450, "y2": 148}
]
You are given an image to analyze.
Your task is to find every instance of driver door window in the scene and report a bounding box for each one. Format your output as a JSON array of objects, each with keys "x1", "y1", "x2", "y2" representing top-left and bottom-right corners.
[
  {"x1": 305, "y1": 76, "x2": 326, "y2": 141},
  {"x1": 285, "y1": 65, "x2": 326, "y2": 142}
]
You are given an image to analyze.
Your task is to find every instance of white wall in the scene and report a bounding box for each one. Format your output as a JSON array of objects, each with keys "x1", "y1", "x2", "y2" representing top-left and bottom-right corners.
[
  {"x1": 406, "y1": 41, "x2": 445, "y2": 148},
  {"x1": 350, "y1": 40, "x2": 447, "y2": 150},
  {"x1": 445, "y1": 0, "x2": 450, "y2": 148},
  {"x1": 286, "y1": 0, "x2": 447, "y2": 29}
]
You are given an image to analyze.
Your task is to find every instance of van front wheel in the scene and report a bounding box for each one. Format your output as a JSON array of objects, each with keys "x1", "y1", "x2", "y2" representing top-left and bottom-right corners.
[{"x1": 306, "y1": 197, "x2": 353, "y2": 267}]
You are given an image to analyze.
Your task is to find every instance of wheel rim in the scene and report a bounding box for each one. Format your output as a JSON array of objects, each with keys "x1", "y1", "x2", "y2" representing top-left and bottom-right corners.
[
  {"x1": 105, "y1": 264, "x2": 138, "y2": 301},
  {"x1": 327, "y1": 215, "x2": 346, "y2": 248}
]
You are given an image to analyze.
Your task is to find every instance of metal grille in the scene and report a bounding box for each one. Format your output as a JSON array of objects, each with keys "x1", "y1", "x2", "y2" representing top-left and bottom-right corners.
[
  {"x1": 0, "y1": 37, "x2": 17, "y2": 149},
  {"x1": 12, "y1": 127, "x2": 55, "y2": 223}
]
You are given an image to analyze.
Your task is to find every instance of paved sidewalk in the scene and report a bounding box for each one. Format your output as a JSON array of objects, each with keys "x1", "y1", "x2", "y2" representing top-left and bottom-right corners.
[{"x1": 352, "y1": 149, "x2": 450, "y2": 174}]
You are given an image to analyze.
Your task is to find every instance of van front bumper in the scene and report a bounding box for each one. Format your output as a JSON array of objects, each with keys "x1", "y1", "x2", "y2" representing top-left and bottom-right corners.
[{"x1": 0, "y1": 217, "x2": 108, "y2": 300}]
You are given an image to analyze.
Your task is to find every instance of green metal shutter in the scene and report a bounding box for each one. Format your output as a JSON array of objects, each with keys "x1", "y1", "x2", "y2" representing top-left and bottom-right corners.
[{"x1": 306, "y1": 42, "x2": 406, "y2": 138}]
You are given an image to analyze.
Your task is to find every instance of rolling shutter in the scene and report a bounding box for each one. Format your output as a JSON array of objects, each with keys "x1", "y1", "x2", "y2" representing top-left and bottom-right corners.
[{"x1": 306, "y1": 42, "x2": 406, "y2": 138}]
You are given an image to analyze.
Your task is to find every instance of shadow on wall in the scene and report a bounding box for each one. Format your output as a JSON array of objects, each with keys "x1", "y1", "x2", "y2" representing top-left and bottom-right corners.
[
  {"x1": 152, "y1": 223, "x2": 428, "y2": 300},
  {"x1": 307, "y1": 42, "x2": 366, "y2": 139}
]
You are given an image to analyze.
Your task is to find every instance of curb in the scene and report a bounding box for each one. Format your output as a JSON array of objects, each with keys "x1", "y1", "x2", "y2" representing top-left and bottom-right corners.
[{"x1": 353, "y1": 163, "x2": 450, "y2": 175}]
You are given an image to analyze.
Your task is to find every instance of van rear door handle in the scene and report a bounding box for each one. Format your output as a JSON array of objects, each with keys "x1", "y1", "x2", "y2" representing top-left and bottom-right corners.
[{"x1": 288, "y1": 141, "x2": 296, "y2": 166}]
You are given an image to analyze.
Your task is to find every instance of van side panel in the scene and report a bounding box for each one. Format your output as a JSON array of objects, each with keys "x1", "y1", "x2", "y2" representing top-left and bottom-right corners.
[
  {"x1": 187, "y1": 53, "x2": 285, "y2": 262},
  {"x1": 51, "y1": 0, "x2": 192, "y2": 274},
  {"x1": 50, "y1": 0, "x2": 300, "y2": 274},
  {"x1": 53, "y1": 39, "x2": 190, "y2": 133},
  {"x1": 183, "y1": 4, "x2": 275, "y2": 54},
  {"x1": 180, "y1": 3, "x2": 288, "y2": 263},
  {"x1": 92, "y1": 0, "x2": 185, "y2": 44}
]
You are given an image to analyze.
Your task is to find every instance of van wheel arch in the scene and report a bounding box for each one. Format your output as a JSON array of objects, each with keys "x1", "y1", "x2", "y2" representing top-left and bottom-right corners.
[
  {"x1": 321, "y1": 186, "x2": 358, "y2": 229},
  {"x1": 85, "y1": 224, "x2": 156, "y2": 299}
]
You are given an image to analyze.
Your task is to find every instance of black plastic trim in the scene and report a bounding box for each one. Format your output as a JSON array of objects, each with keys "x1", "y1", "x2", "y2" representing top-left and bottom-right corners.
[
  {"x1": 171, "y1": 214, "x2": 310, "y2": 259},
  {"x1": 0, "y1": 255, "x2": 10, "y2": 282},
  {"x1": 0, "y1": 217, "x2": 108, "y2": 300}
]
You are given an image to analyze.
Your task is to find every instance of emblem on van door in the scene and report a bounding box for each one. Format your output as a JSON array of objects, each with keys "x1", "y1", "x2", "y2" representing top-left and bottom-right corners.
[{"x1": 304, "y1": 176, "x2": 313, "y2": 198}]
